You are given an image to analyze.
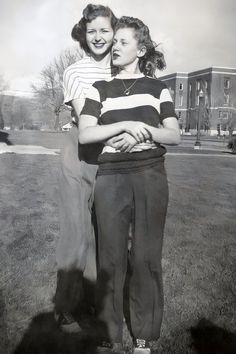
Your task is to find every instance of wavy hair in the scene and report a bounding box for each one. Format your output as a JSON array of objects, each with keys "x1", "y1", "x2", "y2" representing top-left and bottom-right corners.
[
  {"x1": 71, "y1": 4, "x2": 117, "y2": 54},
  {"x1": 115, "y1": 16, "x2": 166, "y2": 77}
]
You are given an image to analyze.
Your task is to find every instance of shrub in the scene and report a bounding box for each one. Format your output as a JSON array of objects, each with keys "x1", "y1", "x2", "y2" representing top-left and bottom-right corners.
[{"x1": 227, "y1": 134, "x2": 236, "y2": 154}]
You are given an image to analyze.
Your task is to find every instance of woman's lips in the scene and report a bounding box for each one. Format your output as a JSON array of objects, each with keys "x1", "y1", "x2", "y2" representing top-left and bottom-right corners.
[
  {"x1": 93, "y1": 43, "x2": 105, "y2": 48},
  {"x1": 112, "y1": 53, "x2": 120, "y2": 60}
]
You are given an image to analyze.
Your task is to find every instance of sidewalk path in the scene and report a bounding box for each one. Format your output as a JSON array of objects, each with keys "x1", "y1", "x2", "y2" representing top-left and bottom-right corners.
[
  {"x1": 0, "y1": 143, "x2": 59, "y2": 155},
  {"x1": 166, "y1": 152, "x2": 235, "y2": 158},
  {"x1": 0, "y1": 142, "x2": 234, "y2": 158},
  {"x1": 179, "y1": 138, "x2": 228, "y2": 151}
]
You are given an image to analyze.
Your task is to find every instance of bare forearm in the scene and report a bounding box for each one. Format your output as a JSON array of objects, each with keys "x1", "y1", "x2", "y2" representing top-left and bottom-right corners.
[
  {"x1": 79, "y1": 117, "x2": 152, "y2": 145},
  {"x1": 148, "y1": 125, "x2": 181, "y2": 145},
  {"x1": 79, "y1": 121, "x2": 125, "y2": 144}
]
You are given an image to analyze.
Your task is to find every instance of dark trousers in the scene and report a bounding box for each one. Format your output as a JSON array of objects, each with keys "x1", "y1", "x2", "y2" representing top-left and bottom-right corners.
[{"x1": 94, "y1": 160, "x2": 169, "y2": 343}]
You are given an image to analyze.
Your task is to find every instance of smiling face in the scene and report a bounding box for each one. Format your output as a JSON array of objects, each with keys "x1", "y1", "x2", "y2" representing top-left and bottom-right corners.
[
  {"x1": 86, "y1": 16, "x2": 114, "y2": 60},
  {"x1": 112, "y1": 27, "x2": 145, "y2": 70}
]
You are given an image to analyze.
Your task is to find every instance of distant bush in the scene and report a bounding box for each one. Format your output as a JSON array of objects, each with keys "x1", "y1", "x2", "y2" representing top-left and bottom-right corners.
[{"x1": 227, "y1": 134, "x2": 236, "y2": 154}]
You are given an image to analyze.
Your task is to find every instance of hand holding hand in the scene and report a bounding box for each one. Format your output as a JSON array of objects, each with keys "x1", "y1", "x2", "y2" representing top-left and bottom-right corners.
[
  {"x1": 124, "y1": 121, "x2": 152, "y2": 143},
  {"x1": 109, "y1": 133, "x2": 137, "y2": 152}
]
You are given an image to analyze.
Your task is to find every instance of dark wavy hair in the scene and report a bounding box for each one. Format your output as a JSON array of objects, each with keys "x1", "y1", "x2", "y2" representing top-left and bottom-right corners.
[
  {"x1": 71, "y1": 4, "x2": 117, "y2": 54},
  {"x1": 115, "y1": 16, "x2": 166, "y2": 77}
]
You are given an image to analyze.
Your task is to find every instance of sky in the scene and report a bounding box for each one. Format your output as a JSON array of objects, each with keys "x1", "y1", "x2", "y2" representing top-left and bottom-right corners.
[{"x1": 1, "y1": 0, "x2": 235, "y2": 95}]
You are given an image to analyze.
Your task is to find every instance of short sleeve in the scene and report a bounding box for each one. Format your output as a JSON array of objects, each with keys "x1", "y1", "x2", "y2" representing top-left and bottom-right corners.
[
  {"x1": 80, "y1": 84, "x2": 102, "y2": 119},
  {"x1": 159, "y1": 84, "x2": 177, "y2": 122},
  {"x1": 63, "y1": 67, "x2": 84, "y2": 106}
]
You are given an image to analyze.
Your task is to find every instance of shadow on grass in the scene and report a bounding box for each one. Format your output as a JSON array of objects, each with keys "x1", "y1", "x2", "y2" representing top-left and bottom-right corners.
[
  {"x1": 0, "y1": 131, "x2": 13, "y2": 145},
  {"x1": 13, "y1": 311, "x2": 99, "y2": 354},
  {"x1": 222, "y1": 150, "x2": 236, "y2": 155},
  {"x1": 0, "y1": 290, "x2": 9, "y2": 353},
  {"x1": 190, "y1": 318, "x2": 236, "y2": 354},
  {"x1": 13, "y1": 270, "x2": 112, "y2": 354}
]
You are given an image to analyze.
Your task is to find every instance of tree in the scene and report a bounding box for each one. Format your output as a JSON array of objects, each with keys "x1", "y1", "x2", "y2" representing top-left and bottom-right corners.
[
  {"x1": 15, "y1": 100, "x2": 34, "y2": 130},
  {"x1": 32, "y1": 47, "x2": 83, "y2": 130},
  {"x1": 202, "y1": 105, "x2": 211, "y2": 133},
  {"x1": 0, "y1": 75, "x2": 9, "y2": 129}
]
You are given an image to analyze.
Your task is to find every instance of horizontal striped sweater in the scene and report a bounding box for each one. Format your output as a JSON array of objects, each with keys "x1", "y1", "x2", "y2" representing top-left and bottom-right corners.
[
  {"x1": 63, "y1": 56, "x2": 115, "y2": 105},
  {"x1": 81, "y1": 74, "x2": 177, "y2": 167}
]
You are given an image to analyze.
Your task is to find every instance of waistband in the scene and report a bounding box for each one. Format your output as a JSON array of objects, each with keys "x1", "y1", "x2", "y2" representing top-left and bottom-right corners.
[
  {"x1": 97, "y1": 155, "x2": 165, "y2": 175},
  {"x1": 98, "y1": 145, "x2": 166, "y2": 162}
]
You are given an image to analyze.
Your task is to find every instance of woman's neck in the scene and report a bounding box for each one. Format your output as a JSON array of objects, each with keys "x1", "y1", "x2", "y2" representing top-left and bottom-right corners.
[
  {"x1": 90, "y1": 52, "x2": 112, "y2": 68},
  {"x1": 118, "y1": 60, "x2": 142, "y2": 77}
]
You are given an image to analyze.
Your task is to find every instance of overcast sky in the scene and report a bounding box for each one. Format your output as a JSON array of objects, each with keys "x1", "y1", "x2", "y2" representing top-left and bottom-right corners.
[{"x1": 1, "y1": 0, "x2": 235, "y2": 94}]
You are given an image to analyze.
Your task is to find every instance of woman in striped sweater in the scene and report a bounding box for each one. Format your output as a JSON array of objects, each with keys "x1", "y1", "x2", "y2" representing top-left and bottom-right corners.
[
  {"x1": 54, "y1": 4, "x2": 118, "y2": 332},
  {"x1": 79, "y1": 16, "x2": 180, "y2": 354}
]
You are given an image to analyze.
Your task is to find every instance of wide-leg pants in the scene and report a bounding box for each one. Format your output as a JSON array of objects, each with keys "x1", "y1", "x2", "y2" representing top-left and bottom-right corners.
[
  {"x1": 94, "y1": 160, "x2": 169, "y2": 343},
  {"x1": 54, "y1": 126, "x2": 98, "y2": 314}
]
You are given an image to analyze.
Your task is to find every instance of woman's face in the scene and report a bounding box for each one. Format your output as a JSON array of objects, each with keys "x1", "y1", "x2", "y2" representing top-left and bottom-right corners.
[
  {"x1": 86, "y1": 16, "x2": 114, "y2": 59},
  {"x1": 112, "y1": 28, "x2": 141, "y2": 67}
]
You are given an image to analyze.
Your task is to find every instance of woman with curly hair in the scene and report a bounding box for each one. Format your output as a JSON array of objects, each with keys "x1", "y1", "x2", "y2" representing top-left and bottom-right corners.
[
  {"x1": 53, "y1": 3, "x2": 118, "y2": 332},
  {"x1": 79, "y1": 16, "x2": 180, "y2": 354}
]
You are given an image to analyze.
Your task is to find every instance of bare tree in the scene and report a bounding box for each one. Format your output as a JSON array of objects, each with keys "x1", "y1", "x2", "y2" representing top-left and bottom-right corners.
[
  {"x1": 0, "y1": 75, "x2": 9, "y2": 129},
  {"x1": 32, "y1": 47, "x2": 83, "y2": 130},
  {"x1": 15, "y1": 99, "x2": 34, "y2": 130}
]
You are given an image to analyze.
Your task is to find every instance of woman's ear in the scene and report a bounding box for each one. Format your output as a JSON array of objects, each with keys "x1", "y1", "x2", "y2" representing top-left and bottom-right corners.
[{"x1": 137, "y1": 46, "x2": 147, "y2": 58}]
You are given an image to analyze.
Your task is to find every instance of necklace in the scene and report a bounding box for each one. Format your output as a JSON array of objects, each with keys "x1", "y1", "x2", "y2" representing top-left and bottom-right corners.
[{"x1": 121, "y1": 78, "x2": 138, "y2": 95}]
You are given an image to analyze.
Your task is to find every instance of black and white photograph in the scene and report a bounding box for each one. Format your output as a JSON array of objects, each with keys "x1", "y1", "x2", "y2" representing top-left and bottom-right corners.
[{"x1": 0, "y1": 0, "x2": 235, "y2": 353}]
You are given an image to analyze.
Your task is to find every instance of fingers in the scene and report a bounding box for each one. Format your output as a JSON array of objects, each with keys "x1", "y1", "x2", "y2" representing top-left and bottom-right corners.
[
  {"x1": 144, "y1": 128, "x2": 153, "y2": 140},
  {"x1": 112, "y1": 133, "x2": 137, "y2": 151},
  {"x1": 110, "y1": 134, "x2": 125, "y2": 143},
  {"x1": 119, "y1": 141, "x2": 134, "y2": 152},
  {"x1": 114, "y1": 140, "x2": 132, "y2": 151},
  {"x1": 106, "y1": 134, "x2": 126, "y2": 148},
  {"x1": 128, "y1": 129, "x2": 143, "y2": 142},
  {"x1": 125, "y1": 122, "x2": 151, "y2": 143},
  {"x1": 120, "y1": 142, "x2": 130, "y2": 152},
  {"x1": 131, "y1": 128, "x2": 149, "y2": 143},
  {"x1": 112, "y1": 140, "x2": 125, "y2": 150}
]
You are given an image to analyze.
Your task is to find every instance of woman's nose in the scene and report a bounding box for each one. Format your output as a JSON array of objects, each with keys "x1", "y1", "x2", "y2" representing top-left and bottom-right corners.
[
  {"x1": 113, "y1": 42, "x2": 119, "y2": 50},
  {"x1": 94, "y1": 32, "x2": 101, "y2": 41}
]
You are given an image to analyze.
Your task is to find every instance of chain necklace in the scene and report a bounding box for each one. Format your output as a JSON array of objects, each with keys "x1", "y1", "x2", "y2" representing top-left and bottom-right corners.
[{"x1": 121, "y1": 78, "x2": 139, "y2": 95}]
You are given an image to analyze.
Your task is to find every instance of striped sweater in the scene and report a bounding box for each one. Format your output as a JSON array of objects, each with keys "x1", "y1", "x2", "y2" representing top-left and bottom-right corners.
[
  {"x1": 63, "y1": 56, "x2": 115, "y2": 105},
  {"x1": 81, "y1": 74, "x2": 177, "y2": 166}
]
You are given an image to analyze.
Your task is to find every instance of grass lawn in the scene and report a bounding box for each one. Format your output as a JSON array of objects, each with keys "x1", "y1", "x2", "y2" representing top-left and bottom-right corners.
[{"x1": 0, "y1": 135, "x2": 235, "y2": 353}]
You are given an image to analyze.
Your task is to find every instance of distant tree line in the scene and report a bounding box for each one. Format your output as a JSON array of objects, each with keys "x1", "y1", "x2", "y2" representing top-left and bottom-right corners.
[
  {"x1": 0, "y1": 47, "x2": 83, "y2": 131},
  {"x1": 31, "y1": 46, "x2": 83, "y2": 130},
  {"x1": 0, "y1": 75, "x2": 8, "y2": 129}
]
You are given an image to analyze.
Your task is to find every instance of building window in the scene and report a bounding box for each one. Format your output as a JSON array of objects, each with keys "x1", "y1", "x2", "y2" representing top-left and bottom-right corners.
[
  {"x1": 196, "y1": 95, "x2": 200, "y2": 106},
  {"x1": 223, "y1": 111, "x2": 229, "y2": 119},
  {"x1": 196, "y1": 80, "x2": 201, "y2": 90},
  {"x1": 219, "y1": 111, "x2": 223, "y2": 118},
  {"x1": 224, "y1": 77, "x2": 230, "y2": 89},
  {"x1": 205, "y1": 80, "x2": 208, "y2": 90},
  {"x1": 179, "y1": 94, "x2": 183, "y2": 106},
  {"x1": 178, "y1": 112, "x2": 183, "y2": 129},
  {"x1": 169, "y1": 86, "x2": 174, "y2": 100},
  {"x1": 224, "y1": 93, "x2": 229, "y2": 105},
  {"x1": 189, "y1": 84, "x2": 192, "y2": 107},
  {"x1": 196, "y1": 89, "x2": 204, "y2": 106},
  {"x1": 221, "y1": 123, "x2": 227, "y2": 131},
  {"x1": 179, "y1": 83, "x2": 183, "y2": 90}
]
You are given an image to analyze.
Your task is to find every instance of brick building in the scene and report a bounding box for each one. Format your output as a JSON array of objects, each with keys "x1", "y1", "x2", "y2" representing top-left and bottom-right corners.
[{"x1": 159, "y1": 67, "x2": 236, "y2": 135}]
